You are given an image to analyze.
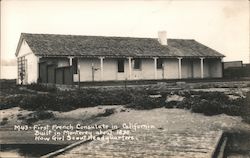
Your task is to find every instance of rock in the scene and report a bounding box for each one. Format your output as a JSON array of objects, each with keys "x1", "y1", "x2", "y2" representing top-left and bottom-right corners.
[
  {"x1": 166, "y1": 94, "x2": 184, "y2": 102},
  {"x1": 149, "y1": 94, "x2": 162, "y2": 98},
  {"x1": 176, "y1": 81, "x2": 186, "y2": 85}
]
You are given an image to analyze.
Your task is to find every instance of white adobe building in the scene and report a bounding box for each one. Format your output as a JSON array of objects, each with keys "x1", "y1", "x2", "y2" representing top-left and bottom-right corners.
[{"x1": 15, "y1": 32, "x2": 224, "y2": 85}]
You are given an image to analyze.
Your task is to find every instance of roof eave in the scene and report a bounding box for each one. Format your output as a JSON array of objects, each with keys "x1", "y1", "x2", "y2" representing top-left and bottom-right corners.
[{"x1": 15, "y1": 33, "x2": 25, "y2": 57}]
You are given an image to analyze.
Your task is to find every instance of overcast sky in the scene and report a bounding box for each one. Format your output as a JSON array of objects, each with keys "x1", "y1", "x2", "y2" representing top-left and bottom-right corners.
[{"x1": 1, "y1": 0, "x2": 249, "y2": 63}]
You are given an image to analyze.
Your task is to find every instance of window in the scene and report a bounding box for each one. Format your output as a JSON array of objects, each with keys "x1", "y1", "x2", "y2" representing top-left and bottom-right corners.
[
  {"x1": 117, "y1": 59, "x2": 124, "y2": 72},
  {"x1": 72, "y1": 58, "x2": 78, "y2": 74},
  {"x1": 157, "y1": 59, "x2": 163, "y2": 69},
  {"x1": 18, "y1": 57, "x2": 26, "y2": 84},
  {"x1": 134, "y1": 58, "x2": 141, "y2": 69}
]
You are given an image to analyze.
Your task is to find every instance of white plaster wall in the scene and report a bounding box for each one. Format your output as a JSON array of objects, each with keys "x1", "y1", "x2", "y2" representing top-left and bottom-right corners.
[
  {"x1": 141, "y1": 59, "x2": 154, "y2": 80},
  {"x1": 127, "y1": 58, "x2": 157, "y2": 80},
  {"x1": 163, "y1": 59, "x2": 179, "y2": 79},
  {"x1": 157, "y1": 69, "x2": 164, "y2": 79},
  {"x1": 78, "y1": 58, "x2": 118, "y2": 81},
  {"x1": 79, "y1": 58, "x2": 160, "y2": 81},
  {"x1": 26, "y1": 53, "x2": 39, "y2": 84},
  {"x1": 18, "y1": 40, "x2": 32, "y2": 57},
  {"x1": 17, "y1": 39, "x2": 39, "y2": 84},
  {"x1": 117, "y1": 60, "x2": 129, "y2": 80},
  {"x1": 124, "y1": 60, "x2": 129, "y2": 80},
  {"x1": 78, "y1": 58, "x2": 100, "y2": 81},
  {"x1": 203, "y1": 60, "x2": 210, "y2": 78},
  {"x1": 193, "y1": 59, "x2": 201, "y2": 78},
  {"x1": 181, "y1": 59, "x2": 192, "y2": 79},
  {"x1": 103, "y1": 58, "x2": 117, "y2": 80},
  {"x1": 76, "y1": 57, "x2": 223, "y2": 82}
]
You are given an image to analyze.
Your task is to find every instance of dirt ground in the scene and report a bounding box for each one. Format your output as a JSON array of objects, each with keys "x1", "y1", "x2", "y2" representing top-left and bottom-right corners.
[{"x1": 1, "y1": 105, "x2": 250, "y2": 157}]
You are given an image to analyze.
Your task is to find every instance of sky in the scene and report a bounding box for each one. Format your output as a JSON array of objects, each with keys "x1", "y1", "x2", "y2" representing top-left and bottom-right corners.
[{"x1": 1, "y1": 0, "x2": 249, "y2": 63}]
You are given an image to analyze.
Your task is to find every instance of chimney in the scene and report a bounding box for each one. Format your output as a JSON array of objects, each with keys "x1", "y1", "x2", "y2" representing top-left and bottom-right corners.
[{"x1": 158, "y1": 31, "x2": 167, "y2": 45}]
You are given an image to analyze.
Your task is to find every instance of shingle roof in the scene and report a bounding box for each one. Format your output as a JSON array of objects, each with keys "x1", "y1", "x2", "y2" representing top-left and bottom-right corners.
[{"x1": 16, "y1": 33, "x2": 224, "y2": 58}]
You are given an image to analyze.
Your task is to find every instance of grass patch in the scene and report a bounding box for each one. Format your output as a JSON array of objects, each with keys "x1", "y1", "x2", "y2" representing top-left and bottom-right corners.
[{"x1": 126, "y1": 94, "x2": 166, "y2": 110}]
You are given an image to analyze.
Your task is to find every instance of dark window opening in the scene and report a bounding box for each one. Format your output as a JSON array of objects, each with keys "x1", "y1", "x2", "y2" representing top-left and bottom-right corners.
[
  {"x1": 157, "y1": 59, "x2": 163, "y2": 69},
  {"x1": 134, "y1": 58, "x2": 141, "y2": 69},
  {"x1": 72, "y1": 58, "x2": 78, "y2": 74},
  {"x1": 118, "y1": 59, "x2": 124, "y2": 72}
]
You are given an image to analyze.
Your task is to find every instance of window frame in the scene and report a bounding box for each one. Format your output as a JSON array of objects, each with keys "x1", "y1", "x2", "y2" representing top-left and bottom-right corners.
[
  {"x1": 157, "y1": 58, "x2": 163, "y2": 69},
  {"x1": 133, "y1": 58, "x2": 142, "y2": 70},
  {"x1": 117, "y1": 59, "x2": 125, "y2": 73},
  {"x1": 72, "y1": 58, "x2": 78, "y2": 74}
]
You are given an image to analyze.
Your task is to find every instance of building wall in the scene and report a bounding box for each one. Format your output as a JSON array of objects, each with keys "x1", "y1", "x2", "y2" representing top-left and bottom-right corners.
[
  {"x1": 76, "y1": 57, "x2": 223, "y2": 82},
  {"x1": 181, "y1": 59, "x2": 192, "y2": 78},
  {"x1": 17, "y1": 43, "x2": 223, "y2": 84},
  {"x1": 192, "y1": 59, "x2": 201, "y2": 78},
  {"x1": 163, "y1": 58, "x2": 179, "y2": 79},
  {"x1": 17, "y1": 40, "x2": 39, "y2": 84},
  {"x1": 117, "y1": 59, "x2": 127, "y2": 80},
  {"x1": 79, "y1": 58, "x2": 117, "y2": 81},
  {"x1": 157, "y1": 69, "x2": 164, "y2": 79},
  {"x1": 203, "y1": 60, "x2": 210, "y2": 78},
  {"x1": 78, "y1": 58, "x2": 159, "y2": 81},
  {"x1": 103, "y1": 58, "x2": 117, "y2": 80},
  {"x1": 17, "y1": 40, "x2": 32, "y2": 57},
  {"x1": 135, "y1": 58, "x2": 154, "y2": 80}
]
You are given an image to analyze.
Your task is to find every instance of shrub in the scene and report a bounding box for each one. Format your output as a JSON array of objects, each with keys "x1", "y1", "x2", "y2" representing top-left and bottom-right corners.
[
  {"x1": 127, "y1": 94, "x2": 165, "y2": 110},
  {"x1": 199, "y1": 92, "x2": 230, "y2": 103},
  {"x1": 241, "y1": 92, "x2": 250, "y2": 123},
  {"x1": 26, "y1": 117, "x2": 39, "y2": 125},
  {"x1": 0, "y1": 95, "x2": 24, "y2": 110},
  {"x1": 2, "y1": 117, "x2": 8, "y2": 121},
  {"x1": 32, "y1": 111, "x2": 54, "y2": 120},
  {"x1": 98, "y1": 90, "x2": 133, "y2": 105},
  {"x1": 26, "y1": 83, "x2": 57, "y2": 93},
  {"x1": 97, "y1": 108, "x2": 116, "y2": 117},
  {"x1": 17, "y1": 88, "x2": 135, "y2": 112},
  {"x1": 247, "y1": 83, "x2": 250, "y2": 87},
  {"x1": 165, "y1": 101, "x2": 178, "y2": 108},
  {"x1": 25, "y1": 111, "x2": 54, "y2": 125},
  {"x1": 191, "y1": 99, "x2": 223, "y2": 116},
  {"x1": 0, "y1": 117, "x2": 8, "y2": 125},
  {"x1": 189, "y1": 91, "x2": 245, "y2": 116},
  {"x1": 19, "y1": 94, "x2": 57, "y2": 111}
]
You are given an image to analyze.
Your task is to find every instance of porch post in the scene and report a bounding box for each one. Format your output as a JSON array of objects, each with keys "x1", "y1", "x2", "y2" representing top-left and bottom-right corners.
[
  {"x1": 153, "y1": 57, "x2": 158, "y2": 79},
  {"x1": 99, "y1": 57, "x2": 104, "y2": 81},
  {"x1": 68, "y1": 56, "x2": 73, "y2": 66},
  {"x1": 178, "y1": 57, "x2": 182, "y2": 79},
  {"x1": 37, "y1": 56, "x2": 41, "y2": 83},
  {"x1": 77, "y1": 58, "x2": 81, "y2": 88},
  {"x1": 128, "y1": 57, "x2": 132, "y2": 80},
  {"x1": 200, "y1": 57, "x2": 204, "y2": 78}
]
